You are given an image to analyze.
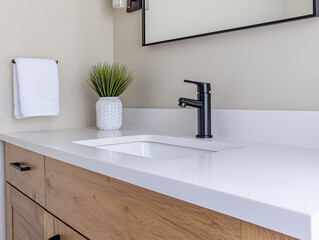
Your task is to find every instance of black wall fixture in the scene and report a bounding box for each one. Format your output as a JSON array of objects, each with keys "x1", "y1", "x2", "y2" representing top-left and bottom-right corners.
[{"x1": 127, "y1": 0, "x2": 142, "y2": 12}]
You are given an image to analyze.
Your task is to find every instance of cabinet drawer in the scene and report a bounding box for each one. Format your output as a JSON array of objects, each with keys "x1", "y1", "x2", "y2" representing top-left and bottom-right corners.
[
  {"x1": 5, "y1": 143, "x2": 45, "y2": 206},
  {"x1": 6, "y1": 184, "x2": 87, "y2": 240}
]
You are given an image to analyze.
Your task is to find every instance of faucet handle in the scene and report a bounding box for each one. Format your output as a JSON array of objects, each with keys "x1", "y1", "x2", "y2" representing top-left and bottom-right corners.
[{"x1": 184, "y1": 80, "x2": 211, "y2": 93}]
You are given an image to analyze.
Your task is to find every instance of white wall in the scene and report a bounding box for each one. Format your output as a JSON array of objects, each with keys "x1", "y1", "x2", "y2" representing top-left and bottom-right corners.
[
  {"x1": 0, "y1": 0, "x2": 114, "y2": 133},
  {"x1": 0, "y1": 0, "x2": 114, "y2": 239},
  {"x1": 114, "y1": 10, "x2": 319, "y2": 111}
]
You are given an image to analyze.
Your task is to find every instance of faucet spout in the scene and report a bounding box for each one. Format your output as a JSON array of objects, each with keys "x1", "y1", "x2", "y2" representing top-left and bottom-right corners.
[{"x1": 178, "y1": 98, "x2": 203, "y2": 108}]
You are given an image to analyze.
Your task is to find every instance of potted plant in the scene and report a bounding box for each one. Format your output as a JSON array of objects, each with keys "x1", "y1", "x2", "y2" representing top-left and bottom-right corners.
[{"x1": 87, "y1": 62, "x2": 133, "y2": 130}]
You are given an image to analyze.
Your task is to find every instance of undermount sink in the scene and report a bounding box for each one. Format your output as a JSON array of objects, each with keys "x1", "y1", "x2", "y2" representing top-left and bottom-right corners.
[{"x1": 73, "y1": 135, "x2": 240, "y2": 159}]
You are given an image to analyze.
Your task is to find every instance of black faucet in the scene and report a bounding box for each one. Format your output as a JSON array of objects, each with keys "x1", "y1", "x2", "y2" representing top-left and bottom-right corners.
[{"x1": 178, "y1": 80, "x2": 212, "y2": 138}]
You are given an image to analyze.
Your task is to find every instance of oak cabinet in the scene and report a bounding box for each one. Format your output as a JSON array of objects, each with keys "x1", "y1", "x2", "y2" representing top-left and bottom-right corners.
[
  {"x1": 44, "y1": 211, "x2": 86, "y2": 240},
  {"x1": 6, "y1": 184, "x2": 44, "y2": 240},
  {"x1": 6, "y1": 184, "x2": 86, "y2": 240},
  {"x1": 4, "y1": 142, "x2": 297, "y2": 240}
]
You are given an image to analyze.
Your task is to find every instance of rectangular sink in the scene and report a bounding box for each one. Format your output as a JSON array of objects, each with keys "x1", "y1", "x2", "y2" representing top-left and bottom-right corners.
[
  {"x1": 73, "y1": 135, "x2": 240, "y2": 159},
  {"x1": 97, "y1": 142, "x2": 212, "y2": 159}
]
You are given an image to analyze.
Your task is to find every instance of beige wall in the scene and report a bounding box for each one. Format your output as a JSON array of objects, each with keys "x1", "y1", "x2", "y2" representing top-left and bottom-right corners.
[
  {"x1": 114, "y1": 10, "x2": 319, "y2": 110},
  {"x1": 0, "y1": 0, "x2": 114, "y2": 133}
]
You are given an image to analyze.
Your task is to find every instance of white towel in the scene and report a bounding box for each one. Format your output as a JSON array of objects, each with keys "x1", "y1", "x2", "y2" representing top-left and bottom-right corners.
[{"x1": 13, "y1": 58, "x2": 60, "y2": 119}]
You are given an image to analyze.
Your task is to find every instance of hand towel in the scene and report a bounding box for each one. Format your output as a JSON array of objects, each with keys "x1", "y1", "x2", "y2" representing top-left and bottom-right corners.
[{"x1": 13, "y1": 58, "x2": 59, "y2": 119}]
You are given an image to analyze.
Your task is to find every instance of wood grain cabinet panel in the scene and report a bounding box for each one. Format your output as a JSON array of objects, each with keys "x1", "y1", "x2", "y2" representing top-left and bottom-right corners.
[
  {"x1": 6, "y1": 184, "x2": 12, "y2": 240},
  {"x1": 5, "y1": 143, "x2": 45, "y2": 206},
  {"x1": 45, "y1": 157, "x2": 242, "y2": 240},
  {"x1": 6, "y1": 184, "x2": 45, "y2": 240},
  {"x1": 6, "y1": 183, "x2": 87, "y2": 240},
  {"x1": 44, "y1": 211, "x2": 87, "y2": 240}
]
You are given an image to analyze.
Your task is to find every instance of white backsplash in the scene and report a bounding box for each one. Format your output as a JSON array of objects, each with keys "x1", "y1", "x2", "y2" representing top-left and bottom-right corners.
[{"x1": 123, "y1": 108, "x2": 319, "y2": 149}]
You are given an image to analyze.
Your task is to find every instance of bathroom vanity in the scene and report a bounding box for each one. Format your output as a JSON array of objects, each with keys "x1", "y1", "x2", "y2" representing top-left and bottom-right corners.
[
  {"x1": 2, "y1": 123, "x2": 319, "y2": 240},
  {"x1": 4, "y1": 140, "x2": 295, "y2": 240}
]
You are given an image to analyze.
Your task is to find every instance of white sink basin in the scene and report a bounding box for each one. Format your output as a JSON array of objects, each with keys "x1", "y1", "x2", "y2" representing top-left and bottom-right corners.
[
  {"x1": 73, "y1": 135, "x2": 240, "y2": 159},
  {"x1": 97, "y1": 142, "x2": 212, "y2": 159}
]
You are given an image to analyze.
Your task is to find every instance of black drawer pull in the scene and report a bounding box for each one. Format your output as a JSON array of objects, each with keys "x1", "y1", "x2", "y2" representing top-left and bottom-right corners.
[
  {"x1": 9, "y1": 162, "x2": 31, "y2": 171},
  {"x1": 48, "y1": 234, "x2": 60, "y2": 240}
]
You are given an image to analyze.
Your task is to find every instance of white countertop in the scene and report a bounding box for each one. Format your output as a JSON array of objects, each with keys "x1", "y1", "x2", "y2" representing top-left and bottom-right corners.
[{"x1": 1, "y1": 127, "x2": 319, "y2": 240}]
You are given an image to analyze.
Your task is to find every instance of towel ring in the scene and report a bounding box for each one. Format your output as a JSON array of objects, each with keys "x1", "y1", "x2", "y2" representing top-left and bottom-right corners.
[{"x1": 12, "y1": 59, "x2": 58, "y2": 64}]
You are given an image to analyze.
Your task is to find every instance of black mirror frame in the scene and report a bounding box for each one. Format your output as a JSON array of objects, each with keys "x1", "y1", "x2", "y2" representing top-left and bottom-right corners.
[{"x1": 142, "y1": 0, "x2": 318, "y2": 46}]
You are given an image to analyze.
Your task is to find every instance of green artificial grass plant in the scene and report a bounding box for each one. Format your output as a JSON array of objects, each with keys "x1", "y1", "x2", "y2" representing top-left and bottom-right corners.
[{"x1": 87, "y1": 62, "x2": 133, "y2": 97}]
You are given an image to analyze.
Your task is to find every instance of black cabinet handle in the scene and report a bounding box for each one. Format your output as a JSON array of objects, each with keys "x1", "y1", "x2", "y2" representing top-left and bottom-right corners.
[
  {"x1": 48, "y1": 234, "x2": 60, "y2": 240},
  {"x1": 9, "y1": 162, "x2": 31, "y2": 171}
]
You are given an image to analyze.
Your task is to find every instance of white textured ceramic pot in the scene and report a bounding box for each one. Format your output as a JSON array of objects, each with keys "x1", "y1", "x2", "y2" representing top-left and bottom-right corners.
[{"x1": 96, "y1": 97, "x2": 122, "y2": 130}]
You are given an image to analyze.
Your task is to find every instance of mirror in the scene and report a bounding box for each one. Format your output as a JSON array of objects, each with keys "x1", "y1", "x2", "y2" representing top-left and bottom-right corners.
[{"x1": 143, "y1": 0, "x2": 318, "y2": 45}]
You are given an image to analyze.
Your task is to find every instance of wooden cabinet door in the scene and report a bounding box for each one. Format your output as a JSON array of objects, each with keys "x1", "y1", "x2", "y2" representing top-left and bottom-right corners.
[
  {"x1": 6, "y1": 183, "x2": 45, "y2": 240},
  {"x1": 44, "y1": 212, "x2": 87, "y2": 240}
]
